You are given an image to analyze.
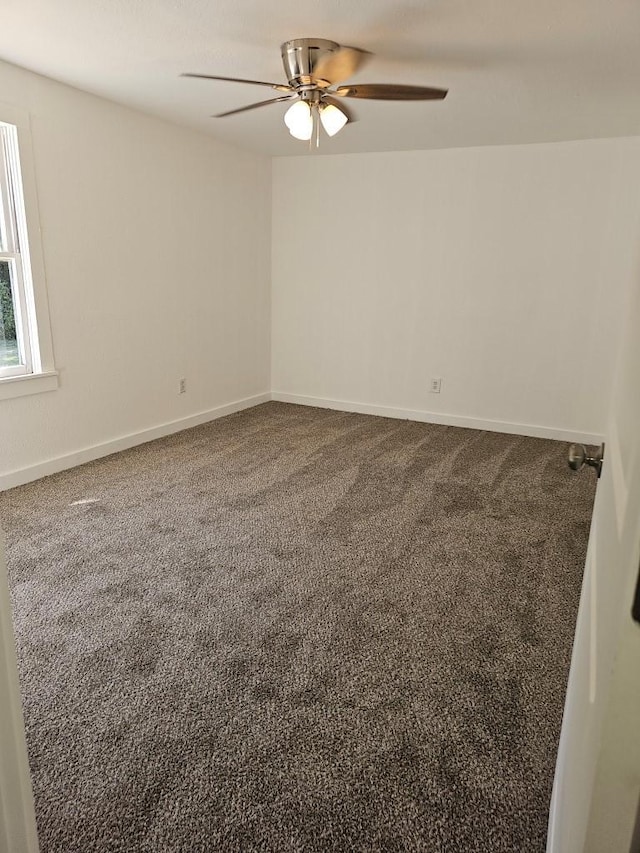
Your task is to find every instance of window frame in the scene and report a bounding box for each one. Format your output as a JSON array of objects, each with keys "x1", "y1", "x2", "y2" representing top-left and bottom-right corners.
[{"x1": 0, "y1": 104, "x2": 57, "y2": 401}]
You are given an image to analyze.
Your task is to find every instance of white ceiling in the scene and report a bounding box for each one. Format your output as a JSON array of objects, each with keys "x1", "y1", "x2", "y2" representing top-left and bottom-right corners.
[{"x1": 1, "y1": 0, "x2": 639, "y2": 157}]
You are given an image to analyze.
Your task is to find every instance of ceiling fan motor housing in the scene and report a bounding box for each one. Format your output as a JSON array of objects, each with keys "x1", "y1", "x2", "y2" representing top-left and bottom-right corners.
[{"x1": 280, "y1": 38, "x2": 340, "y2": 88}]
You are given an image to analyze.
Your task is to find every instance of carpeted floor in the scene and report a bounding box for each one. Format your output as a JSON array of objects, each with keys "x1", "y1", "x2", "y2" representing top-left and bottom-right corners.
[{"x1": 0, "y1": 402, "x2": 595, "y2": 853}]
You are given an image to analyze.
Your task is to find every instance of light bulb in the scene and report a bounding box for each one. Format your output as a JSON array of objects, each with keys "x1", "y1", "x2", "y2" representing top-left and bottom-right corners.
[
  {"x1": 320, "y1": 103, "x2": 348, "y2": 137},
  {"x1": 284, "y1": 100, "x2": 313, "y2": 141}
]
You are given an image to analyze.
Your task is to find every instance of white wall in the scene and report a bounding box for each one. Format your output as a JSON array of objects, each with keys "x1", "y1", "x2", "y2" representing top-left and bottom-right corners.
[
  {"x1": 272, "y1": 140, "x2": 640, "y2": 440},
  {"x1": 4, "y1": 63, "x2": 640, "y2": 488},
  {"x1": 0, "y1": 59, "x2": 271, "y2": 484}
]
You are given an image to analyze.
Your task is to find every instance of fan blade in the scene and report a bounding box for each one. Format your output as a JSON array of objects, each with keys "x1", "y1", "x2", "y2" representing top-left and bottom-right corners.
[
  {"x1": 321, "y1": 95, "x2": 357, "y2": 124},
  {"x1": 333, "y1": 83, "x2": 447, "y2": 101},
  {"x1": 213, "y1": 94, "x2": 297, "y2": 118},
  {"x1": 312, "y1": 47, "x2": 371, "y2": 86},
  {"x1": 182, "y1": 73, "x2": 293, "y2": 93}
]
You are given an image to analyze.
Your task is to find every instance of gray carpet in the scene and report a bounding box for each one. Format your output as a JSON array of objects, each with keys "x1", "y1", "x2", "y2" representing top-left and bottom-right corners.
[{"x1": 0, "y1": 402, "x2": 595, "y2": 853}]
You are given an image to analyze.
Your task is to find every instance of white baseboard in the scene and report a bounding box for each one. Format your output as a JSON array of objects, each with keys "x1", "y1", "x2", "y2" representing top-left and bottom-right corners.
[
  {"x1": 2, "y1": 390, "x2": 603, "y2": 491},
  {"x1": 271, "y1": 392, "x2": 603, "y2": 444},
  {"x1": 0, "y1": 392, "x2": 270, "y2": 491}
]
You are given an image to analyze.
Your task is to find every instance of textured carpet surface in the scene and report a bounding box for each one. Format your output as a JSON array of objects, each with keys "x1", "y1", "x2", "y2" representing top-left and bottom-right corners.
[{"x1": 1, "y1": 402, "x2": 595, "y2": 853}]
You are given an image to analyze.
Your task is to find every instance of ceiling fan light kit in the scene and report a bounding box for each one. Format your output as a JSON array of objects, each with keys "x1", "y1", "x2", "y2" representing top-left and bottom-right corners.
[
  {"x1": 284, "y1": 99, "x2": 313, "y2": 140},
  {"x1": 183, "y1": 37, "x2": 448, "y2": 148},
  {"x1": 284, "y1": 92, "x2": 348, "y2": 142},
  {"x1": 319, "y1": 103, "x2": 348, "y2": 137}
]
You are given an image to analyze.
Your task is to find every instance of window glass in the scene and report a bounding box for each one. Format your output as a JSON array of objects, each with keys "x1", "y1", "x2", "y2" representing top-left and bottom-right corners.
[{"x1": 0, "y1": 259, "x2": 21, "y2": 368}]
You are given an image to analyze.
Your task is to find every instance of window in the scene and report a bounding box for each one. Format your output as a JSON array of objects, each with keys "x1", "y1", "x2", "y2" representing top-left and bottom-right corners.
[
  {"x1": 0, "y1": 122, "x2": 33, "y2": 377},
  {"x1": 0, "y1": 109, "x2": 56, "y2": 399}
]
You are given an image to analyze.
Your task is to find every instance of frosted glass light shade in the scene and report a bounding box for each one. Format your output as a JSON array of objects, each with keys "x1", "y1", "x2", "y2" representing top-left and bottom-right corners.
[
  {"x1": 320, "y1": 103, "x2": 348, "y2": 137},
  {"x1": 284, "y1": 100, "x2": 313, "y2": 140}
]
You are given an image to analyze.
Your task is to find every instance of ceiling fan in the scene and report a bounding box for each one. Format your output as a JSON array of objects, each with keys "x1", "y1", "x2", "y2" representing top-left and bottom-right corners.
[{"x1": 183, "y1": 37, "x2": 448, "y2": 145}]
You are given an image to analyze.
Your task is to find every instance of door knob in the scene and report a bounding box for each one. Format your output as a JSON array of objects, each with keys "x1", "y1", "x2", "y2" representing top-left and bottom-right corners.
[{"x1": 568, "y1": 443, "x2": 604, "y2": 478}]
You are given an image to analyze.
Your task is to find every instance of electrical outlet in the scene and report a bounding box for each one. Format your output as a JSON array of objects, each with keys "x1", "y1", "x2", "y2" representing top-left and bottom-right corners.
[
  {"x1": 430, "y1": 377, "x2": 442, "y2": 394},
  {"x1": 179, "y1": 378, "x2": 186, "y2": 395}
]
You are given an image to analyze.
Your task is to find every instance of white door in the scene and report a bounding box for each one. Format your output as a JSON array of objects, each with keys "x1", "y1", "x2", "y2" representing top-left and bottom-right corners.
[
  {"x1": 547, "y1": 278, "x2": 640, "y2": 852},
  {"x1": 0, "y1": 529, "x2": 39, "y2": 853}
]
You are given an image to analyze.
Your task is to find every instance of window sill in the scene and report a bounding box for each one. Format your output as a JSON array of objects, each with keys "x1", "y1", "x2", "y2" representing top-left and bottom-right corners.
[{"x1": 0, "y1": 370, "x2": 58, "y2": 401}]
